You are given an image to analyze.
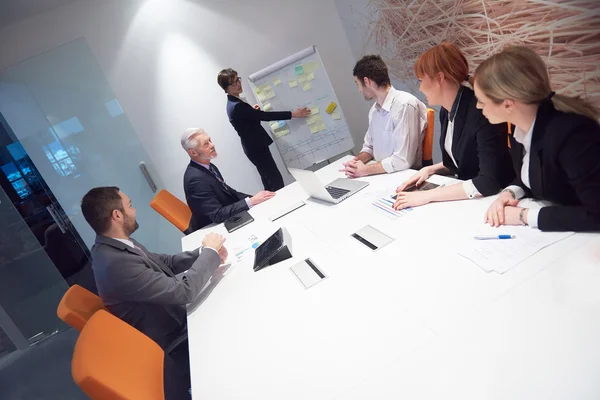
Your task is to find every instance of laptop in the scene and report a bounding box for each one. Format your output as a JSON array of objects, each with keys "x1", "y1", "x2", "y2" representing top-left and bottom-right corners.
[{"x1": 289, "y1": 168, "x2": 369, "y2": 204}]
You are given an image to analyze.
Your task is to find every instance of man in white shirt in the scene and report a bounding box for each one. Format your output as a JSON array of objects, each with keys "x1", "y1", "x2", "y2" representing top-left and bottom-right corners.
[{"x1": 341, "y1": 55, "x2": 428, "y2": 178}]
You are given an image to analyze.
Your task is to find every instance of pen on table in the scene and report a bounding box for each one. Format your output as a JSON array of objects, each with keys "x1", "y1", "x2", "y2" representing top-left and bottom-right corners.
[{"x1": 473, "y1": 235, "x2": 516, "y2": 240}]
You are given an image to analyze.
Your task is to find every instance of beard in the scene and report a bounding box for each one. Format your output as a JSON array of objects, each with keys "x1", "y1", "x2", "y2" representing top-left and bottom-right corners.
[{"x1": 123, "y1": 214, "x2": 139, "y2": 236}]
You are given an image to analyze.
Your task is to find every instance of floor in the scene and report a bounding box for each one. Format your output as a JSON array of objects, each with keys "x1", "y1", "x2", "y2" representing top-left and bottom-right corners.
[
  {"x1": 0, "y1": 328, "x2": 87, "y2": 400},
  {"x1": 0, "y1": 265, "x2": 96, "y2": 400}
]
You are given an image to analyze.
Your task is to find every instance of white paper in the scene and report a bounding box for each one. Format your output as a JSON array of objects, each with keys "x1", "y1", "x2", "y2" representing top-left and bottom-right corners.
[{"x1": 457, "y1": 227, "x2": 574, "y2": 274}]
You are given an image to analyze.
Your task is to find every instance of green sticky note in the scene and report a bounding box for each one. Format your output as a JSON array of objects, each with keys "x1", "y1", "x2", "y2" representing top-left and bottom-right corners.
[{"x1": 295, "y1": 65, "x2": 304, "y2": 76}]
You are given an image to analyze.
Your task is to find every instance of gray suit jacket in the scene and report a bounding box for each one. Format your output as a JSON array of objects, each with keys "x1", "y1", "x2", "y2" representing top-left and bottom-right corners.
[{"x1": 91, "y1": 235, "x2": 221, "y2": 349}]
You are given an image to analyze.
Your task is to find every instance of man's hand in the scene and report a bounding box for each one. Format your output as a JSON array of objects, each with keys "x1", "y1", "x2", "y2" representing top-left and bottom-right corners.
[
  {"x1": 484, "y1": 191, "x2": 520, "y2": 227},
  {"x1": 250, "y1": 190, "x2": 276, "y2": 206},
  {"x1": 339, "y1": 159, "x2": 368, "y2": 178},
  {"x1": 218, "y1": 245, "x2": 228, "y2": 264},
  {"x1": 202, "y1": 232, "x2": 226, "y2": 251},
  {"x1": 291, "y1": 107, "x2": 311, "y2": 118},
  {"x1": 397, "y1": 166, "x2": 433, "y2": 192}
]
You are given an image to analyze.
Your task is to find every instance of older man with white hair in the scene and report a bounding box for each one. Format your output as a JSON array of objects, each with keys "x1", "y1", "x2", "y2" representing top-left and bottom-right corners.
[{"x1": 182, "y1": 128, "x2": 275, "y2": 231}]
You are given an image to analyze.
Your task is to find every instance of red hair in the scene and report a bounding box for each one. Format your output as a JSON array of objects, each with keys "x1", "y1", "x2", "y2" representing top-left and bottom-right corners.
[{"x1": 414, "y1": 43, "x2": 470, "y2": 86}]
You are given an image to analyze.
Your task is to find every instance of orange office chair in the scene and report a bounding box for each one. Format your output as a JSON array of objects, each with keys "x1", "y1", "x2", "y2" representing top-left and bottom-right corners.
[
  {"x1": 72, "y1": 310, "x2": 166, "y2": 400},
  {"x1": 150, "y1": 189, "x2": 192, "y2": 233},
  {"x1": 507, "y1": 122, "x2": 512, "y2": 148},
  {"x1": 57, "y1": 284, "x2": 106, "y2": 332},
  {"x1": 422, "y1": 108, "x2": 435, "y2": 166}
]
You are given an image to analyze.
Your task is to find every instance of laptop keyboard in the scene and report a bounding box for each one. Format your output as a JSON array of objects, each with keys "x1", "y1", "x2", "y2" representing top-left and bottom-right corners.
[{"x1": 326, "y1": 186, "x2": 351, "y2": 199}]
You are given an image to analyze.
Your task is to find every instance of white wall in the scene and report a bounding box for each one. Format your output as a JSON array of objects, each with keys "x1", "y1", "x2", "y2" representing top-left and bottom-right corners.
[
  {"x1": 335, "y1": 0, "x2": 443, "y2": 163},
  {"x1": 0, "y1": 0, "x2": 371, "y2": 200}
]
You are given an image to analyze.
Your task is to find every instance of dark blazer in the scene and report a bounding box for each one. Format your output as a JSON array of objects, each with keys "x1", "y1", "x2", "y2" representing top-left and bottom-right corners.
[
  {"x1": 183, "y1": 161, "x2": 250, "y2": 231},
  {"x1": 508, "y1": 100, "x2": 600, "y2": 232},
  {"x1": 91, "y1": 235, "x2": 221, "y2": 349},
  {"x1": 226, "y1": 94, "x2": 291, "y2": 153},
  {"x1": 439, "y1": 86, "x2": 514, "y2": 196}
]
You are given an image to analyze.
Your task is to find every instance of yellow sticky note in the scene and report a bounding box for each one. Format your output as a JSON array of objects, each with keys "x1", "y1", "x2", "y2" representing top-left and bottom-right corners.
[
  {"x1": 289, "y1": 80, "x2": 298, "y2": 88},
  {"x1": 263, "y1": 103, "x2": 272, "y2": 111},
  {"x1": 255, "y1": 87, "x2": 262, "y2": 94},
  {"x1": 273, "y1": 77, "x2": 282, "y2": 86},
  {"x1": 309, "y1": 125, "x2": 319, "y2": 134},
  {"x1": 309, "y1": 106, "x2": 319, "y2": 115},
  {"x1": 326, "y1": 101, "x2": 337, "y2": 114},
  {"x1": 303, "y1": 62, "x2": 319, "y2": 73},
  {"x1": 316, "y1": 123, "x2": 326, "y2": 132},
  {"x1": 331, "y1": 112, "x2": 341, "y2": 120},
  {"x1": 274, "y1": 128, "x2": 289, "y2": 138},
  {"x1": 259, "y1": 83, "x2": 272, "y2": 91},
  {"x1": 306, "y1": 115, "x2": 322, "y2": 125},
  {"x1": 298, "y1": 76, "x2": 307, "y2": 84},
  {"x1": 306, "y1": 72, "x2": 315, "y2": 81},
  {"x1": 257, "y1": 93, "x2": 267, "y2": 102},
  {"x1": 266, "y1": 90, "x2": 276, "y2": 99},
  {"x1": 302, "y1": 83, "x2": 312, "y2": 92}
]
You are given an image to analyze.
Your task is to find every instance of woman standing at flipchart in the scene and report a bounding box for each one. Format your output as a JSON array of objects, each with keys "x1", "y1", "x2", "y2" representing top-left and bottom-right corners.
[
  {"x1": 393, "y1": 43, "x2": 514, "y2": 210},
  {"x1": 476, "y1": 46, "x2": 600, "y2": 232},
  {"x1": 217, "y1": 68, "x2": 310, "y2": 192}
]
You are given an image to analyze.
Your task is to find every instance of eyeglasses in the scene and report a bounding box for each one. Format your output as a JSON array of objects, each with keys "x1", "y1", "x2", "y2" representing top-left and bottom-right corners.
[{"x1": 229, "y1": 77, "x2": 241, "y2": 86}]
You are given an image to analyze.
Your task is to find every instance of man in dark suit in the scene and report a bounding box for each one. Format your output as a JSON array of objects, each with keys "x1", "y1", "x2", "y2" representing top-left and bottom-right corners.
[
  {"x1": 217, "y1": 68, "x2": 310, "y2": 191},
  {"x1": 81, "y1": 186, "x2": 227, "y2": 398},
  {"x1": 182, "y1": 128, "x2": 275, "y2": 231}
]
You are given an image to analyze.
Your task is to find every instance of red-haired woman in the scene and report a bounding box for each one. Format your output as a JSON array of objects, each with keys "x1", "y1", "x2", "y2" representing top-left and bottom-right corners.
[{"x1": 393, "y1": 43, "x2": 513, "y2": 210}]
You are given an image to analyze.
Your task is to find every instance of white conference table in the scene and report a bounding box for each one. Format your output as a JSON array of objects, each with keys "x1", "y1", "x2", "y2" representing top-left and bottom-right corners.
[{"x1": 182, "y1": 155, "x2": 600, "y2": 400}]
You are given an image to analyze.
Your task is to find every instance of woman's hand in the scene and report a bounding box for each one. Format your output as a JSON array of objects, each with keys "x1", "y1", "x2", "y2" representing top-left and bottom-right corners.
[
  {"x1": 396, "y1": 166, "x2": 433, "y2": 192},
  {"x1": 485, "y1": 191, "x2": 520, "y2": 227},
  {"x1": 392, "y1": 191, "x2": 433, "y2": 210}
]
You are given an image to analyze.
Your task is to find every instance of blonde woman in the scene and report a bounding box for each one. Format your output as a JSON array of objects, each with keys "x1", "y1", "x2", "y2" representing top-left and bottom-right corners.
[{"x1": 474, "y1": 46, "x2": 600, "y2": 232}]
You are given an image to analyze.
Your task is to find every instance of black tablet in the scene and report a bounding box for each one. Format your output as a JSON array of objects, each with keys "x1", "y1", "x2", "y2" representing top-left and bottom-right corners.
[
  {"x1": 253, "y1": 228, "x2": 292, "y2": 271},
  {"x1": 224, "y1": 211, "x2": 254, "y2": 233}
]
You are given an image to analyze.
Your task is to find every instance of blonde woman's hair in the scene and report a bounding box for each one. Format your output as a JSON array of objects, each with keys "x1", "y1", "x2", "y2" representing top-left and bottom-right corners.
[{"x1": 475, "y1": 46, "x2": 599, "y2": 122}]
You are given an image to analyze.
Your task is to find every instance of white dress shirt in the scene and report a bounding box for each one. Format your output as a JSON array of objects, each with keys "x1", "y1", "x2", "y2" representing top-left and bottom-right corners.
[
  {"x1": 192, "y1": 160, "x2": 252, "y2": 209},
  {"x1": 503, "y1": 118, "x2": 542, "y2": 228},
  {"x1": 113, "y1": 237, "x2": 134, "y2": 248},
  {"x1": 360, "y1": 87, "x2": 428, "y2": 173},
  {"x1": 443, "y1": 102, "x2": 480, "y2": 199}
]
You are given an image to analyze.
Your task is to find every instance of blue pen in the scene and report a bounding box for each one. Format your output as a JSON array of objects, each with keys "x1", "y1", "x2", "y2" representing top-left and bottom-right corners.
[{"x1": 473, "y1": 235, "x2": 516, "y2": 240}]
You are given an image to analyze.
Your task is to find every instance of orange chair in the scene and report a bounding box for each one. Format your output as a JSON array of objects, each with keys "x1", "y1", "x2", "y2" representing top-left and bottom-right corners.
[
  {"x1": 507, "y1": 122, "x2": 512, "y2": 148},
  {"x1": 150, "y1": 189, "x2": 192, "y2": 233},
  {"x1": 57, "y1": 284, "x2": 106, "y2": 332},
  {"x1": 422, "y1": 108, "x2": 435, "y2": 166},
  {"x1": 72, "y1": 310, "x2": 166, "y2": 400}
]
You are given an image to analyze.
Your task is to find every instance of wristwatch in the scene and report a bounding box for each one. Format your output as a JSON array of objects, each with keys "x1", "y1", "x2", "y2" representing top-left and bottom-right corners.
[
  {"x1": 502, "y1": 188, "x2": 516, "y2": 199},
  {"x1": 519, "y1": 208, "x2": 527, "y2": 225}
]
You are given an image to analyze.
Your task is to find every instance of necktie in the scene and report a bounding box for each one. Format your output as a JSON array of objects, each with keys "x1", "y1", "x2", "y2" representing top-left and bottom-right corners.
[
  {"x1": 209, "y1": 164, "x2": 223, "y2": 182},
  {"x1": 208, "y1": 164, "x2": 234, "y2": 196}
]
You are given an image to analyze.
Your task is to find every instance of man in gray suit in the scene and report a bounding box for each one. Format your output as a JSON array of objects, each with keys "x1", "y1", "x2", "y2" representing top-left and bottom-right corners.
[{"x1": 81, "y1": 186, "x2": 226, "y2": 395}]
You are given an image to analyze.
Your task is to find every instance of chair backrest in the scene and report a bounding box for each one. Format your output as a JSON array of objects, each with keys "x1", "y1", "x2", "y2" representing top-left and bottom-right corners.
[
  {"x1": 422, "y1": 108, "x2": 435, "y2": 166},
  {"x1": 57, "y1": 284, "x2": 106, "y2": 332},
  {"x1": 72, "y1": 310, "x2": 165, "y2": 400},
  {"x1": 507, "y1": 122, "x2": 512, "y2": 148},
  {"x1": 150, "y1": 189, "x2": 192, "y2": 233}
]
